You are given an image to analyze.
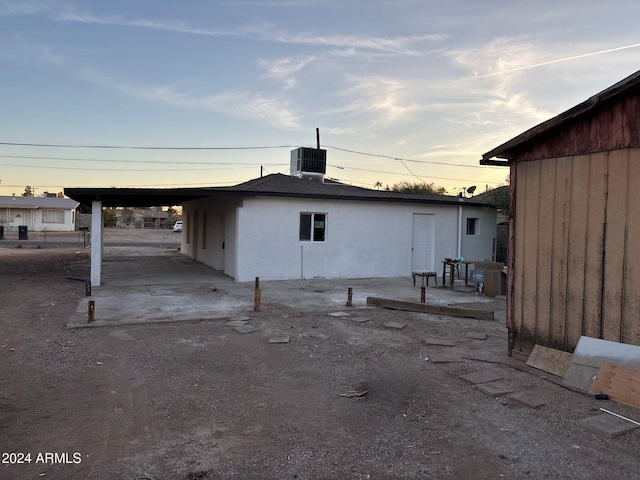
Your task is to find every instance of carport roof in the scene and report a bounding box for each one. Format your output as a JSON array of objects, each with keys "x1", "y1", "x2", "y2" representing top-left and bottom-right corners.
[{"x1": 65, "y1": 173, "x2": 491, "y2": 208}]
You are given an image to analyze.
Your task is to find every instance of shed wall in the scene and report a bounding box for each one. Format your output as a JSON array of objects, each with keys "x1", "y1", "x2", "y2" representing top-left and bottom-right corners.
[{"x1": 513, "y1": 148, "x2": 640, "y2": 353}]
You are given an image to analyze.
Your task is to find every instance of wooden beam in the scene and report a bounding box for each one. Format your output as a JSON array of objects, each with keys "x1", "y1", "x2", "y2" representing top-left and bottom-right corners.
[{"x1": 366, "y1": 297, "x2": 494, "y2": 321}]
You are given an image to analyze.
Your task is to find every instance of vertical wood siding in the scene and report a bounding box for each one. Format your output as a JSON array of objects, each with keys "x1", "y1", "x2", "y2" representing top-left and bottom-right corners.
[{"x1": 513, "y1": 148, "x2": 640, "y2": 353}]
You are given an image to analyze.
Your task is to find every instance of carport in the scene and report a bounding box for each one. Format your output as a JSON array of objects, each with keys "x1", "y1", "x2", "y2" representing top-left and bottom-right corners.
[{"x1": 64, "y1": 186, "x2": 219, "y2": 286}]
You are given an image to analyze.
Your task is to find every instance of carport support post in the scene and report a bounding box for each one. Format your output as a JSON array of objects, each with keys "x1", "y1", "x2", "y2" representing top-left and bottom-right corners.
[{"x1": 90, "y1": 200, "x2": 103, "y2": 287}]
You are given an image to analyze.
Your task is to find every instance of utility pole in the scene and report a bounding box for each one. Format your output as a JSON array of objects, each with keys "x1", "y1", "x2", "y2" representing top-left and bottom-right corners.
[{"x1": 316, "y1": 127, "x2": 320, "y2": 149}]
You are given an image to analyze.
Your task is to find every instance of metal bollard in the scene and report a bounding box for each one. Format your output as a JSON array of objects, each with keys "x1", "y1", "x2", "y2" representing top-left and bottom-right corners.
[
  {"x1": 346, "y1": 287, "x2": 353, "y2": 307},
  {"x1": 88, "y1": 300, "x2": 95, "y2": 323},
  {"x1": 254, "y1": 277, "x2": 261, "y2": 312}
]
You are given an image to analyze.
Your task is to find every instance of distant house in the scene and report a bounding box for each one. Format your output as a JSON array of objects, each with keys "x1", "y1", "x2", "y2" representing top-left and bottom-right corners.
[
  {"x1": 0, "y1": 195, "x2": 79, "y2": 232},
  {"x1": 481, "y1": 69, "x2": 640, "y2": 356},
  {"x1": 66, "y1": 148, "x2": 497, "y2": 286},
  {"x1": 114, "y1": 207, "x2": 169, "y2": 228}
]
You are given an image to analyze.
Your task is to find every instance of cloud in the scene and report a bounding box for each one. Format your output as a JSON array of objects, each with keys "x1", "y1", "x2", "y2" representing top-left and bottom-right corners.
[
  {"x1": 118, "y1": 83, "x2": 301, "y2": 129},
  {"x1": 258, "y1": 55, "x2": 316, "y2": 89},
  {"x1": 55, "y1": 12, "x2": 444, "y2": 55},
  {"x1": 0, "y1": 35, "x2": 300, "y2": 129},
  {"x1": 0, "y1": 0, "x2": 54, "y2": 16},
  {"x1": 340, "y1": 76, "x2": 418, "y2": 124}
]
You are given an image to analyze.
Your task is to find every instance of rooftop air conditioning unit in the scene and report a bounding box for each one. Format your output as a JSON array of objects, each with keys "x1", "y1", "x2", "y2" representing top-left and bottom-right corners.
[{"x1": 290, "y1": 147, "x2": 327, "y2": 182}]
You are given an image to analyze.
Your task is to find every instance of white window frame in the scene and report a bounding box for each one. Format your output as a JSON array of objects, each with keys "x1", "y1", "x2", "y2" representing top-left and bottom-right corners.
[{"x1": 299, "y1": 212, "x2": 327, "y2": 242}]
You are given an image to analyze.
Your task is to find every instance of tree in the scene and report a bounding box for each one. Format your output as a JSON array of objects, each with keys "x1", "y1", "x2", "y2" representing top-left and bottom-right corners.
[
  {"x1": 166, "y1": 207, "x2": 180, "y2": 222},
  {"x1": 390, "y1": 181, "x2": 447, "y2": 195},
  {"x1": 22, "y1": 186, "x2": 34, "y2": 197},
  {"x1": 120, "y1": 208, "x2": 135, "y2": 228},
  {"x1": 474, "y1": 186, "x2": 510, "y2": 216},
  {"x1": 103, "y1": 208, "x2": 117, "y2": 227}
]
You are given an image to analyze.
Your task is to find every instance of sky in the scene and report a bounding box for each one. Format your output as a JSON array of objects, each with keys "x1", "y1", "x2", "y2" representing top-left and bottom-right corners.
[{"x1": 2, "y1": 0, "x2": 640, "y2": 199}]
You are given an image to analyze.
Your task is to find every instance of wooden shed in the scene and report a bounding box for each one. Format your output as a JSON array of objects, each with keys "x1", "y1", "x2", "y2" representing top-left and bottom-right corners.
[{"x1": 481, "y1": 70, "x2": 640, "y2": 356}]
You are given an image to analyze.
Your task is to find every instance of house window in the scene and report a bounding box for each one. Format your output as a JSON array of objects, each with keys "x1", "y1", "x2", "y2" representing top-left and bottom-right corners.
[
  {"x1": 466, "y1": 218, "x2": 478, "y2": 235},
  {"x1": 299, "y1": 213, "x2": 326, "y2": 242},
  {"x1": 43, "y1": 210, "x2": 65, "y2": 223},
  {"x1": 202, "y1": 212, "x2": 207, "y2": 250}
]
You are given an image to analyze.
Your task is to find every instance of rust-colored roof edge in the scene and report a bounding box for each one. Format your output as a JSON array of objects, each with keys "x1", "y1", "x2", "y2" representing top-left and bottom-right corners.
[{"x1": 480, "y1": 69, "x2": 640, "y2": 162}]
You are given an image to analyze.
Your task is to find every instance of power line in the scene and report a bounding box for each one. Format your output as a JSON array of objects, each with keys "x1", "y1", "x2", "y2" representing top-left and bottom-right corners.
[
  {"x1": 0, "y1": 162, "x2": 261, "y2": 172},
  {"x1": 0, "y1": 141, "x2": 297, "y2": 151},
  {"x1": 0, "y1": 154, "x2": 289, "y2": 166},
  {"x1": 0, "y1": 141, "x2": 500, "y2": 170},
  {"x1": 324, "y1": 145, "x2": 501, "y2": 169}
]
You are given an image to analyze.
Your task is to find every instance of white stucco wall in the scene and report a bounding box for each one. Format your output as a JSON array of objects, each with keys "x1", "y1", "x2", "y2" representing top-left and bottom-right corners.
[
  {"x1": 180, "y1": 198, "x2": 240, "y2": 278},
  {"x1": 0, "y1": 207, "x2": 76, "y2": 232},
  {"x1": 181, "y1": 195, "x2": 496, "y2": 282},
  {"x1": 234, "y1": 197, "x2": 495, "y2": 282}
]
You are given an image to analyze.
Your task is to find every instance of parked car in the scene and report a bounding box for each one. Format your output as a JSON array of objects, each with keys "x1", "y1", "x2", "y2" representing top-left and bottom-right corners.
[{"x1": 173, "y1": 221, "x2": 182, "y2": 232}]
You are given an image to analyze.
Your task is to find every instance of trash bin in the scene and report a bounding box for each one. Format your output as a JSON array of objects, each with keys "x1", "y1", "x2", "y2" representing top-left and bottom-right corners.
[
  {"x1": 18, "y1": 225, "x2": 28, "y2": 240},
  {"x1": 0, "y1": 225, "x2": 4, "y2": 240}
]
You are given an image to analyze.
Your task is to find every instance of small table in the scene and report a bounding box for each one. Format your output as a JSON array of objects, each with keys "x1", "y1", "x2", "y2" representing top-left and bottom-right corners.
[
  {"x1": 442, "y1": 260, "x2": 473, "y2": 288},
  {"x1": 412, "y1": 271, "x2": 437, "y2": 287}
]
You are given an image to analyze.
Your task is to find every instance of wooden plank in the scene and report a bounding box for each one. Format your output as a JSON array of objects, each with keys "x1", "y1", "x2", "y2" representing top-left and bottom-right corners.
[
  {"x1": 536, "y1": 158, "x2": 556, "y2": 346},
  {"x1": 549, "y1": 156, "x2": 570, "y2": 350},
  {"x1": 623, "y1": 148, "x2": 640, "y2": 347},
  {"x1": 565, "y1": 154, "x2": 590, "y2": 351},
  {"x1": 583, "y1": 153, "x2": 608, "y2": 339},
  {"x1": 520, "y1": 160, "x2": 541, "y2": 352},
  {"x1": 366, "y1": 297, "x2": 494, "y2": 321},
  {"x1": 589, "y1": 363, "x2": 640, "y2": 409},
  {"x1": 513, "y1": 161, "x2": 528, "y2": 351},
  {"x1": 602, "y1": 149, "x2": 628, "y2": 342}
]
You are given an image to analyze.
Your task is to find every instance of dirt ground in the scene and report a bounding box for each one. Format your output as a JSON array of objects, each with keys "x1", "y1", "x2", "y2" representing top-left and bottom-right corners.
[{"x1": 1, "y1": 237, "x2": 639, "y2": 479}]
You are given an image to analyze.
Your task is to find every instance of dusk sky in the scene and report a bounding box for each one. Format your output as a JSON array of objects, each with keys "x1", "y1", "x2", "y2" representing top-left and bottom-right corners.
[{"x1": 2, "y1": 0, "x2": 640, "y2": 198}]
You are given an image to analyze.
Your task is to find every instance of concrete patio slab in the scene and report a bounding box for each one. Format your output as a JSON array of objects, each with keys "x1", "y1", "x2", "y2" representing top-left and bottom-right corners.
[
  {"x1": 507, "y1": 390, "x2": 548, "y2": 409},
  {"x1": 67, "y1": 251, "x2": 500, "y2": 329},
  {"x1": 459, "y1": 370, "x2": 504, "y2": 385},
  {"x1": 428, "y1": 353, "x2": 463, "y2": 363},
  {"x1": 269, "y1": 336, "x2": 290, "y2": 344},
  {"x1": 475, "y1": 380, "x2": 517, "y2": 397},
  {"x1": 578, "y1": 414, "x2": 640, "y2": 438}
]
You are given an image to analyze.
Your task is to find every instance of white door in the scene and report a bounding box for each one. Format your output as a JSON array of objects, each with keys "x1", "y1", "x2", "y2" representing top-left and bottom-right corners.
[{"x1": 411, "y1": 214, "x2": 435, "y2": 272}]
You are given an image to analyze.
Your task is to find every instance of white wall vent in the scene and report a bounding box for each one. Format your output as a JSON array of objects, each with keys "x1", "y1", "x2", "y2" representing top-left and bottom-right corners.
[{"x1": 290, "y1": 147, "x2": 327, "y2": 182}]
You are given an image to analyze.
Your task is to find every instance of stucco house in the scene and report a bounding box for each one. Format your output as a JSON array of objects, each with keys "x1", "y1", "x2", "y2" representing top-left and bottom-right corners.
[
  {"x1": 481, "y1": 69, "x2": 640, "y2": 357},
  {"x1": 0, "y1": 195, "x2": 79, "y2": 232},
  {"x1": 179, "y1": 173, "x2": 496, "y2": 282},
  {"x1": 65, "y1": 148, "x2": 496, "y2": 286}
]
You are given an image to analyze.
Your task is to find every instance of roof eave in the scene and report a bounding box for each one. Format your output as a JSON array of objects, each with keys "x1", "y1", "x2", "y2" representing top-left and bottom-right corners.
[{"x1": 481, "y1": 69, "x2": 640, "y2": 161}]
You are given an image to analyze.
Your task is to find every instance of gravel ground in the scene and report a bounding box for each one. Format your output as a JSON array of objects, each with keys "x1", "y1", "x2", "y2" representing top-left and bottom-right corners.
[{"x1": 0, "y1": 240, "x2": 639, "y2": 480}]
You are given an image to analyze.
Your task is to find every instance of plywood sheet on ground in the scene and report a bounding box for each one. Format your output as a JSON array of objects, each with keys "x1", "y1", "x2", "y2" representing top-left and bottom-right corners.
[
  {"x1": 526, "y1": 344, "x2": 572, "y2": 377},
  {"x1": 589, "y1": 363, "x2": 640, "y2": 409}
]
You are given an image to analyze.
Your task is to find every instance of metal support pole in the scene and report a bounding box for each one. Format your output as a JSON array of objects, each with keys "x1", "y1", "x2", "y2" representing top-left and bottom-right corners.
[
  {"x1": 420, "y1": 286, "x2": 426, "y2": 303},
  {"x1": 85, "y1": 280, "x2": 91, "y2": 296}
]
